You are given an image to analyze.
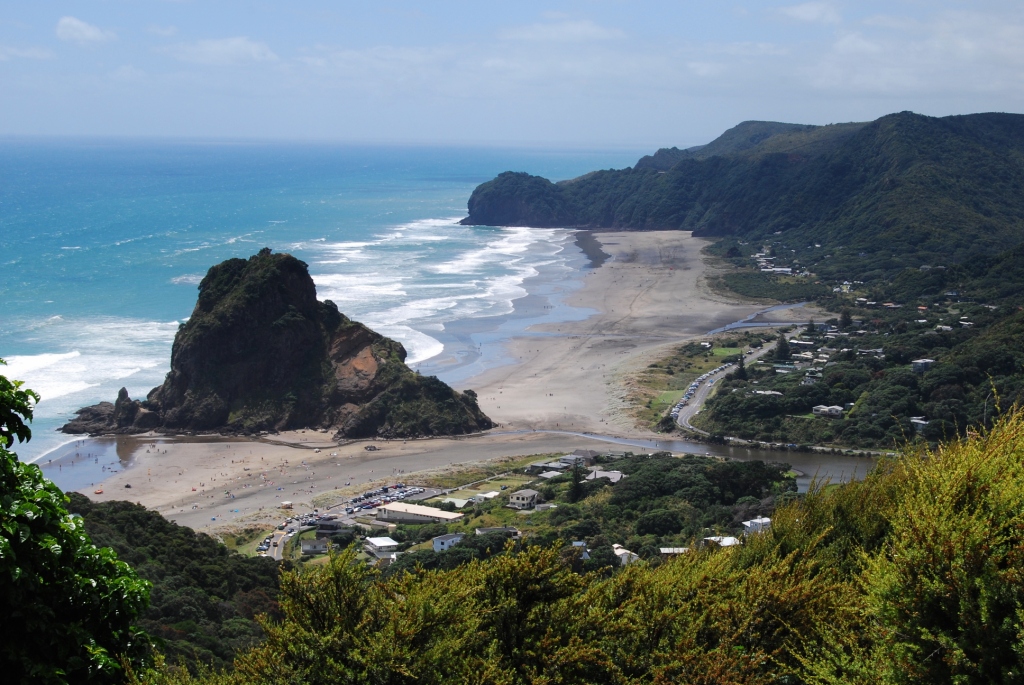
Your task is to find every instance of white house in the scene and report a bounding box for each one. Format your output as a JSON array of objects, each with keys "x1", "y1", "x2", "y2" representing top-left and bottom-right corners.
[
  {"x1": 432, "y1": 533, "x2": 464, "y2": 552},
  {"x1": 703, "y1": 536, "x2": 741, "y2": 548},
  {"x1": 586, "y1": 470, "x2": 625, "y2": 483},
  {"x1": 612, "y1": 544, "x2": 640, "y2": 566},
  {"x1": 300, "y1": 539, "x2": 330, "y2": 555},
  {"x1": 742, "y1": 517, "x2": 771, "y2": 534},
  {"x1": 812, "y1": 405, "x2": 844, "y2": 418},
  {"x1": 508, "y1": 489, "x2": 539, "y2": 510},
  {"x1": 659, "y1": 547, "x2": 690, "y2": 557},
  {"x1": 364, "y1": 536, "x2": 399, "y2": 559}
]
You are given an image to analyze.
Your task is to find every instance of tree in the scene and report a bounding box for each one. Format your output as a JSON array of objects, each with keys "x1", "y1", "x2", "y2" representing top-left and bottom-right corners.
[
  {"x1": 0, "y1": 361, "x2": 151, "y2": 684},
  {"x1": 734, "y1": 354, "x2": 748, "y2": 381},
  {"x1": 775, "y1": 333, "x2": 791, "y2": 361},
  {"x1": 840, "y1": 308, "x2": 853, "y2": 330},
  {"x1": 806, "y1": 318, "x2": 817, "y2": 335},
  {"x1": 568, "y1": 459, "x2": 585, "y2": 503}
]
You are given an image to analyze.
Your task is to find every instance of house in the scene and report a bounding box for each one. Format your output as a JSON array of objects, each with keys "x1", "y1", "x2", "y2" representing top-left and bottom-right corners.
[
  {"x1": 754, "y1": 390, "x2": 784, "y2": 396},
  {"x1": 742, "y1": 517, "x2": 771, "y2": 534},
  {"x1": 441, "y1": 497, "x2": 471, "y2": 508},
  {"x1": 301, "y1": 539, "x2": 330, "y2": 555},
  {"x1": 538, "y1": 471, "x2": 564, "y2": 479},
  {"x1": 558, "y1": 454, "x2": 591, "y2": 468},
  {"x1": 812, "y1": 405, "x2": 844, "y2": 418},
  {"x1": 659, "y1": 547, "x2": 690, "y2": 557},
  {"x1": 910, "y1": 417, "x2": 930, "y2": 432},
  {"x1": 364, "y1": 536, "x2": 400, "y2": 559},
  {"x1": 586, "y1": 470, "x2": 625, "y2": 483},
  {"x1": 570, "y1": 449, "x2": 601, "y2": 463},
  {"x1": 911, "y1": 358, "x2": 935, "y2": 373},
  {"x1": 474, "y1": 526, "x2": 521, "y2": 538},
  {"x1": 612, "y1": 544, "x2": 640, "y2": 566},
  {"x1": 472, "y1": 491, "x2": 500, "y2": 503},
  {"x1": 508, "y1": 489, "x2": 539, "y2": 510},
  {"x1": 571, "y1": 541, "x2": 590, "y2": 560},
  {"x1": 316, "y1": 520, "x2": 353, "y2": 537},
  {"x1": 703, "y1": 536, "x2": 741, "y2": 548},
  {"x1": 376, "y1": 502, "x2": 464, "y2": 524},
  {"x1": 432, "y1": 533, "x2": 465, "y2": 552}
]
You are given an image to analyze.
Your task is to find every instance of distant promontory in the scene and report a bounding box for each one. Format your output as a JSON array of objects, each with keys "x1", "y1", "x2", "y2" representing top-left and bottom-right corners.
[
  {"x1": 62, "y1": 248, "x2": 491, "y2": 439},
  {"x1": 461, "y1": 112, "x2": 1024, "y2": 279}
]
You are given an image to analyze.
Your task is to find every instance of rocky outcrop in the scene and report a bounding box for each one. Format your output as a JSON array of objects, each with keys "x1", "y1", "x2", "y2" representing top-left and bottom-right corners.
[{"x1": 63, "y1": 248, "x2": 491, "y2": 439}]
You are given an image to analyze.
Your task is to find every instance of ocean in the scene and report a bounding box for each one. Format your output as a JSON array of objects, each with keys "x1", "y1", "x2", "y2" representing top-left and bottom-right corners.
[{"x1": 0, "y1": 139, "x2": 643, "y2": 463}]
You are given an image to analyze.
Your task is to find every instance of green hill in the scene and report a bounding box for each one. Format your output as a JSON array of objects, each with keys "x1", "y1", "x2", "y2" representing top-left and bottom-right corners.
[{"x1": 462, "y1": 112, "x2": 1024, "y2": 283}]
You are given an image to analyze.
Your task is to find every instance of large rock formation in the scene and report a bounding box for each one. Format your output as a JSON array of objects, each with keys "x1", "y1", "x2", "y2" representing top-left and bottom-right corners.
[{"x1": 63, "y1": 248, "x2": 491, "y2": 439}]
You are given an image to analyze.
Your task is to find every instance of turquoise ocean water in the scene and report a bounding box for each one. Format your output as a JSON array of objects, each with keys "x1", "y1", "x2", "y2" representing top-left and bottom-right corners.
[{"x1": 0, "y1": 140, "x2": 642, "y2": 462}]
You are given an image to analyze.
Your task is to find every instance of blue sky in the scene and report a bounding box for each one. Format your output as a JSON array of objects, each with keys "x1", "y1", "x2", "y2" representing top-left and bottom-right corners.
[{"x1": 1, "y1": 1, "x2": 1022, "y2": 147}]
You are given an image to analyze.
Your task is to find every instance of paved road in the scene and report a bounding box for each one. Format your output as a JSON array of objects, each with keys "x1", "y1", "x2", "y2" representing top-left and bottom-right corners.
[{"x1": 675, "y1": 342, "x2": 777, "y2": 434}]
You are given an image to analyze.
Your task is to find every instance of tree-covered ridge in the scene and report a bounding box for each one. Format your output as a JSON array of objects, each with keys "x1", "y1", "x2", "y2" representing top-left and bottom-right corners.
[
  {"x1": 137, "y1": 411, "x2": 1024, "y2": 685},
  {"x1": 462, "y1": 112, "x2": 1024, "y2": 283},
  {"x1": 66, "y1": 494, "x2": 283, "y2": 675}
]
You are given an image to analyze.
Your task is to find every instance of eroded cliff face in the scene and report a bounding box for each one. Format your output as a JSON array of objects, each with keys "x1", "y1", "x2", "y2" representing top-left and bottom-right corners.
[{"x1": 62, "y1": 249, "x2": 491, "y2": 438}]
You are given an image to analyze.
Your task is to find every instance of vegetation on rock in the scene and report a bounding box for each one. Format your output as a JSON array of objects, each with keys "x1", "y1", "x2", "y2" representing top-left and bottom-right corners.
[{"x1": 62, "y1": 249, "x2": 491, "y2": 439}]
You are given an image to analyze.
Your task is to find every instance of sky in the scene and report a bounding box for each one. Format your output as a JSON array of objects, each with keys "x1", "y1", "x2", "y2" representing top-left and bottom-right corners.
[{"x1": 1, "y1": 1, "x2": 1022, "y2": 148}]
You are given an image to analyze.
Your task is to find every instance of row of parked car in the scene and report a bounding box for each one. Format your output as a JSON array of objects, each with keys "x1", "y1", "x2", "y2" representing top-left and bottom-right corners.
[
  {"x1": 669, "y1": 362, "x2": 735, "y2": 420},
  {"x1": 343, "y1": 484, "x2": 426, "y2": 514}
]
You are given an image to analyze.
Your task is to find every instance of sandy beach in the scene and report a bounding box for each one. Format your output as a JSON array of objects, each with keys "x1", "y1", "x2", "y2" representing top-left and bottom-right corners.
[{"x1": 51, "y1": 230, "x2": 827, "y2": 533}]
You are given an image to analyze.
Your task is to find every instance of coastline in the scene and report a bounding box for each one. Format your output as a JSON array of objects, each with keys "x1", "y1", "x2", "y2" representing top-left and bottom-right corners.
[{"x1": 43, "y1": 229, "x2": 841, "y2": 533}]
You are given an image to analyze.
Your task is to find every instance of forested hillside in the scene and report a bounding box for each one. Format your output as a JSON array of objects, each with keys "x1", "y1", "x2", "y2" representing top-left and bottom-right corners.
[
  {"x1": 462, "y1": 112, "x2": 1024, "y2": 284},
  {"x1": 137, "y1": 411, "x2": 1024, "y2": 685},
  {"x1": 66, "y1": 495, "x2": 283, "y2": 674}
]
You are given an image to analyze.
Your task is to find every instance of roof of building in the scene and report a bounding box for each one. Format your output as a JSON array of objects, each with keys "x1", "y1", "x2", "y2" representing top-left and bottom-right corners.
[
  {"x1": 743, "y1": 516, "x2": 772, "y2": 525},
  {"x1": 538, "y1": 471, "x2": 563, "y2": 479},
  {"x1": 572, "y1": 449, "x2": 601, "y2": 458},
  {"x1": 512, "y1": 488, "x2": 539, "y2": 497},
  {"x1": 433, "y1": 533, "x2": 464, "y2": 543},
  {"x1": 704, "y1": 536, "x2": 741, "y2": 547},
  {"x1": 660, "y1": 547, "x2": 690, "y2": 554},
  {"x1": 366, "y1": 536, "x2": 399, "y2": 547},
  {"x1": 586, "y1": 470, "x2": 624, "y2": 483},
  {"x1": 379, "y1": 502, "x2": 464, "y2": 520}
]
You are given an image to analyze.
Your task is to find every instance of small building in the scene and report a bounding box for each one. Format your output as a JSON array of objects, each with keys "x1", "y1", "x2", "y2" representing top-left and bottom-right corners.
[
  {"x1": 538, "y1": 471, "x2": 563, "y2": 479},
  {"x1": 703, "y1": 536, "x2": 741, "y2": 548},
  {"x1": 472, "y1": 491, "x2": 500, "y2": 503},
  {"x1": 911, "y1": 358, "x2": 935, "y2": 373},
  {"x1": 612, "y1": 544, "x2": 640, "y2": 566},
  {"x1": 280, "y1": 501, "x2": 293, "y2": 509},
  {"x1": 586, "y1": 470, "x2": 625, "y2": 483},
  {"x1": 301, "y1": 538, "x2": 330, "y2": 555},
  {"x1": 812, "y1": 405, "x2": 844, "y2": 418},
  {"x1": 316, "y1": 520, "x2": 353, "y2": 537},
  {"x1": 659, "y1": 547, "x2": 690, "y2": 557},
  {"x1": 571, "y1": 540, "x2": 590, "y2": 560},
  {"x1": 441, "y1": 497, "x2": 471, "y2": 508},
  {"x1": 474, "y1": 526, "x2": 521, "y2": 538},
  {"x1": 364, "y1": 536, "x2": 400, "y2": 558},
  {"x1": 910, "y1": 417, "x2": 930, "y2": 432},
  {"x1": 508, "y1": 489, "x2": 539, "y2": 510},
  {"x1": 376, "y1": 502, "x2": 464, "y2": 524},
  {"x1": 742, "y1": 517, "x2": 771, "y2": 534},
  {"x1": 432, "y1": 533, "x2": 465, "y2": 552}
]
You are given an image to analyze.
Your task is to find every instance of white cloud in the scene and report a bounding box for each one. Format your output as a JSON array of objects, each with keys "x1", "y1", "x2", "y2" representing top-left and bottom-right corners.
[
  {"x1": 778, "y1": 2, "x2": 841, "y2": 25},
  {"x1": 164, "y1": 37, "x2": 279, "y2": 66},
  {"x1": 148, "y1": 25, "x2": 178, "y2": 37},
  {"x1": 0, "y1": 45, "x2": 53, "y2": 61},
  {"x1": 56, "y1": 16, "x2": 115, "y2": 45},
  {"x1": 500, "y1": 19, "x2": 623, "y2": 42}
]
